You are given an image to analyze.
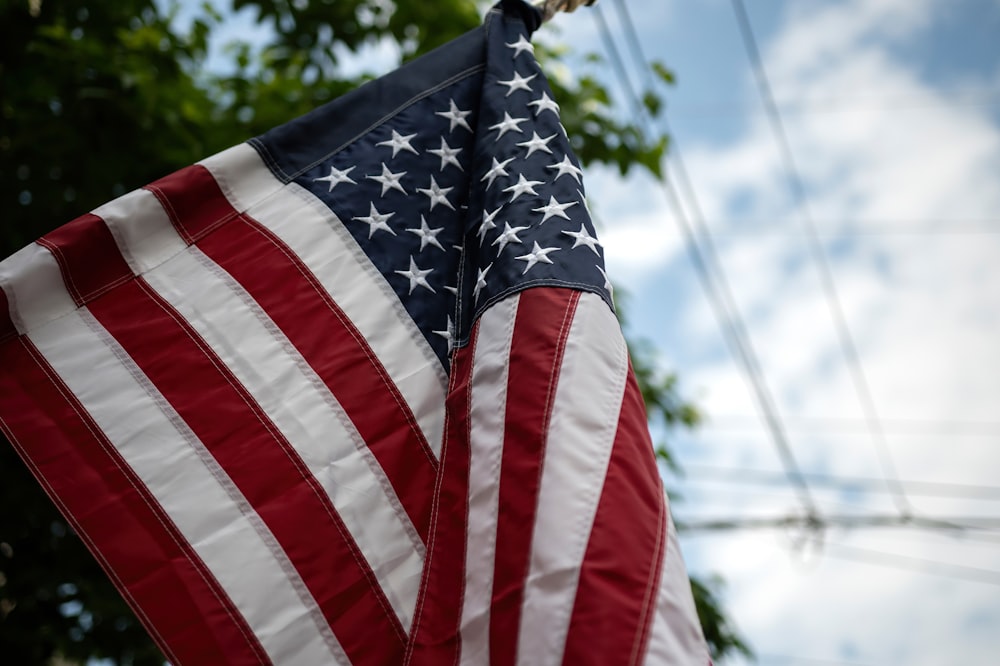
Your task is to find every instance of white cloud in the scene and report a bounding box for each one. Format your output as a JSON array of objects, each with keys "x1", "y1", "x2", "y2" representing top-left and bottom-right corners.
[{"x1": 590, "y1": 0, "x2": 1000, "y2": 663}]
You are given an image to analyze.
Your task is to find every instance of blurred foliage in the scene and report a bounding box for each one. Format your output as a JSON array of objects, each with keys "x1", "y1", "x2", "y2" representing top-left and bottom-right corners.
[
  {"x1": 0, "y1": 0, "x2": 746, "y2": 663},
  {"x1": 692, "y1": 576, "x2": 754, "y2": 663}
]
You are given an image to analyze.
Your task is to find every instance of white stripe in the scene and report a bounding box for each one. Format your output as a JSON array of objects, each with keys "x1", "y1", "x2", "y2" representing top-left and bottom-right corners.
[
  {"x1": 643, "y1": 509, "x2": 710, "y2": 666},
  {"x1": 140, "y1": 245, "x2": 424, "y2": 631},
  {"x1": 0, "y1": 244, "x2": 76, "y2": 333},
  {"x1": 516, "y1": 291, "x2": 630, "y2": 666},
  {"x1": 459, "y1": 294, "x2": 520, "y2": 666},
  {"x1": 200, "y1": 143, "x2": 447, "y2": 458},
  {"x1": 27, "y1": 309, "x2": 347, "y2": 665},
  {"x1": 95, "y1": 189, "x2": 187, "y2": 275}
]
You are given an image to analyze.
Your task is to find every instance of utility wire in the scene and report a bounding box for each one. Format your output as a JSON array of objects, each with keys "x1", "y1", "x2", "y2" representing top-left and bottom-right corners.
[
  {"x1": 729, "y1": 0, "x2": 912, "y2": 517},
  {"x1": 824, "y1": 541, "x2": 1000, "y2": 586},
  {"x1": 674, "y1": 512, "x2": 1000, "y2": 533},
  {"x1": 699, "y1": 414, "x2": 1000, "y2": 437},
  {"x1": 592, "y1": 3, "x2": 820, "y2": 519},
  {"x1": 676, "y1": 464, "x2": 1000, "y2": 501}
]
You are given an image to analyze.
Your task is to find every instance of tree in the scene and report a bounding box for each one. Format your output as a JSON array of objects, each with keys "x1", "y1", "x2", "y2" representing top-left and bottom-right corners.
[{"x1": 0, "y1": 0, "x2": 747, "y2": 662}]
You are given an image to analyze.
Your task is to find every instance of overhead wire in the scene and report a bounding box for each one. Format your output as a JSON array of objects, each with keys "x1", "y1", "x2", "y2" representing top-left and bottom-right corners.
[
  {"x1": 675, "y1": 464, "x2": 1000, "y2": 501},
  {"x1": 593, "y1": 0, "x2": 820, "y2": 520},
  {"x1": 823, "y1": 541, "x2": 1000, "y2": 586},
  {"x1": 728, "y1": 0, "x2": 912, "y2": 517}
]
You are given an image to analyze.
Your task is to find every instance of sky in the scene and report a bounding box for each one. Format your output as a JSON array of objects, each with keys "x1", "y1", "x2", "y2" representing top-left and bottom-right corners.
[
  {"x1": 171, "y1": 1, "x2": 1000, "y2": 663},
  {"x1": 547, "y1": 1, "x2": 1000, "y2": 664}
]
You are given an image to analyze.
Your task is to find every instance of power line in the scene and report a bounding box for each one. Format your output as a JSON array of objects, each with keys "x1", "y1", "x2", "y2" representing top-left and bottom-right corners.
[
  {"x1": 592, "y1": 2, "x2": 820, "y2": 519},
  {"x1": 675, "y1": 512, "x2": 1000, "y2": 533},
  {"x1": 729, "y1": 0, "x2": 911, "y2": 517},
  {"x1": 676, "y1": 465, "x2": 1000, "y2": 501},
  {"x1": 699, "y1": 415, "x2": 1000, "y2": 437},
  {"x1": 824, "y1": 541, "x2": 1000, "y2": 586},
  {"x1": 592, "y1": 2, "x2": 650, "y2": 132}
]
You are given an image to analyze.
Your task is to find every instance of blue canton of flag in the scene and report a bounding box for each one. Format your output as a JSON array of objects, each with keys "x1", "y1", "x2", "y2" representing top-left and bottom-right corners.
[{"x1": 266, "y1": 3, "x2": 611, "y2": 367}]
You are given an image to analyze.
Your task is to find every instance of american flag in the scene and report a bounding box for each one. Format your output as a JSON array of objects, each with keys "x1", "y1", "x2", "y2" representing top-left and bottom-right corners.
[{"x1": 0, "y1": 3, "x2": 709, "y2": 664}]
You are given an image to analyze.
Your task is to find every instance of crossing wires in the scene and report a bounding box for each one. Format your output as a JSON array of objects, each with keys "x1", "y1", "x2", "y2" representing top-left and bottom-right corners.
[
  {"x1": 592, "y1": 0, "x2": 821, "y2": 523},
  {"x1": 728, "y1": 0, "x2": 913, "y2": 517}
]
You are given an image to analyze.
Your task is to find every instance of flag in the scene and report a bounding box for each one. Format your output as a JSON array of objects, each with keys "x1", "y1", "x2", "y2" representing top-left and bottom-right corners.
[{"x1": 0, "y1": 2, "x2": 709, "y2": 664}]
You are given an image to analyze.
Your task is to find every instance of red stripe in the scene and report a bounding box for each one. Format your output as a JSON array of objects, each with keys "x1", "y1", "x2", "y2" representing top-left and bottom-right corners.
[
  {"x1": 490, "y1": 288, "x2": 580, "y2": 666},
  {"x1": 87, "y1": 277, "x2": 406, "y2": 664},
  {"x1": 0, "y1": 286, "x2": 15, "y2": 342},
  {"x1": 405, "y1": 322, "x2": 478, "y2": 666},
  {"x1": 0, "y1": 337, "x2": 268, "y2": 665},
  {"x1": 36, "y1": 213, "x2": 133, "y2": 306},
  {"x1": 146, "y1": 164, "x2": 436, "y2": 541},
  {"x1": 146, "y1": 167, "x2": 237, "y2": 244},
  {"x1": 562, "y1": 364, "x2": 667, "y2": 665}
]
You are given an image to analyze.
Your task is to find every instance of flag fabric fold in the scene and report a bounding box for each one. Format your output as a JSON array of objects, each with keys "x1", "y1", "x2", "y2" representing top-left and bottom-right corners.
[{"x1": 0, "y1": 2, "x2": 709, "y2": 664}]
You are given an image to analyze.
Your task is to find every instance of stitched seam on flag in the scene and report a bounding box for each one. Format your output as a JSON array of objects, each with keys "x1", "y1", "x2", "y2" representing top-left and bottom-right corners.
[
  {"x1": 0, "y1": 412, "x2": 187, "y2": 666},
  {"x1": 248, "y1": 65, "x2": 487, "y2": 184},
  {"x1": 629, "y1": 491, "x2": 668, "y2": 666},
  {"x1": 201, "y1": 149, "x2": 285, "y2": 218},
  {"x1": 80, "y1": 308, "x2": 347, "y2": 662},
  {"x1": 511, "y1": 290, "x2": 580, "y2": 664},
  {"x1": 13, "y1": 339, "x2": 189, "y2": 666},
  {"x1": 35, "y1": 237, "x2": 135, "y2": 306},
  {"x1": 0, "y1": 273, "x2": 29, "y2": 338},
  {"x1": 241, "y1": 213, "x2": 440, "y2": 470},
  {"x1": 135, "y1": 277, "x2": 408, "y2": 643},
  {"x1": 468, "y1": 280, "x2": 612, "y2": 347},
  {"x1": 404, "y1": 321, "x2": 480, "y2": 665},
  {"x1": 188, "y1": 246, "x2": 426, "y2": 555},
  {"x1": 146, "y1": 184, "x2": 243, "y2": 246},
  {"x1": 25, "y1": 330, "x2": 271, "y2": 664},
  {"x1": 538, "y1": 296, "x2": 628, "y2": 664},
  {"x1": 283, "y1": 179, "x2": 449, "y2": 393},
  {"x1": 135, "y1": 278, "x2": 410, "y2": 641},
  {"x1": 458, "y1": 295, "x2": 517, "y2": 665},
  {"x1": 453, "y1": 347, "x2": 476, "y2": 666}
]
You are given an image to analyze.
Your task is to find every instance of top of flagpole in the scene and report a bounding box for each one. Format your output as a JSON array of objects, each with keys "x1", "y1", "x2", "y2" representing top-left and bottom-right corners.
[{"x1": 530, "y1": 0, "x2": 599, "y2": 23}]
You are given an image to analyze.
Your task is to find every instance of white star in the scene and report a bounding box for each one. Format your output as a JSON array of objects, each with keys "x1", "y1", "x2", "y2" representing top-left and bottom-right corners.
[
  {"x1": 497, "y1": 71, "x2": 537, "y2": 97},
  {"x1": 533, "y1": 195, "x2": 577, "y2": 223},
  {"x1": 443, "y1": 284, "x2": 459, "y2": 296},
  {"x1": 489, "y1": 112, "x2": 528, "y2": 139},
  {"x1": 506, "y1": 35, "x2": 535, "y2": 58},
  {"x1": 395, "y1": 256, "x2": 436, "y2": 294},
  {"x1": 562, "y1": 224, "x2": 602, "y2": 255},
  {"x1": 517, "y1": 131, "x2": 557, "y2": 158},
  {"x1": 528, "y1": 92, "x2": 560, "y2": 117},
  {"x1": 352, "y1": 203, "x2": 396, "y2": 239},
  {"x1": 432, "y1": 315, "x2": 455, "y2": 352},
  {"x1": 503, "y1": 174, "x2": 544, "y2": 202},
  {"x1": 406, "y1": 215, "x2": 445, "y2": 251},
  {"x1": 515, "y1": 242, "x2": 559, "y2": 274},
  {"x1": 473, "y1": 263, "x2": 492, "y2": 303},
  {"x1": 546, "y1": 154, "x2": 583, "y2": 183},
  {"x1": 366, "y1": 162, "x2": 407, "y2": 196},
  {"x1": 491, "y1": 222, "x2": 528, "y2": 253},
  {"x1": 428, "y1": 137, "x2": 463, "y2": 172},
  {"x1": 313, "y1": 165, "x2": 356, "y2": 191},
  {"x1": 417, "y1": 175, "x2": 455, "y2": 211},
  {"x1": 597, "y1": 265, "x2": 614, "y2": 298},
  {"x1": 435, "y1": 98, "x2": 472, "y2": 133},
  {"x1": 477, "y1": 206, "x2": 502, "y2": 245},
  {"x1": 481, "y1": 156, "x2": 514, "y2": 189},
  {"x1": 376, "y1": 129, "x2": 419, "y2": 157}
]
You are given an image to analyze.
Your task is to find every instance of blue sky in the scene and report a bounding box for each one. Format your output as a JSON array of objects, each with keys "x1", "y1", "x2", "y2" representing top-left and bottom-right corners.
[{"x1": 172, "y1": 1, "x2": 1000, "y2": 663}]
